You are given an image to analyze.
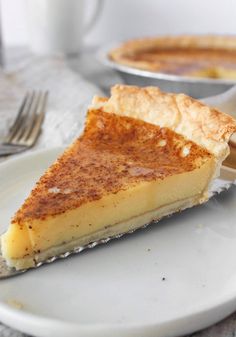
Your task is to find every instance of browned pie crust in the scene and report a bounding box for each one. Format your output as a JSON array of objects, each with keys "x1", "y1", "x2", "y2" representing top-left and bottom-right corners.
[{"x1": 92, "y1": 85, "x2": 236, "y2": 160}]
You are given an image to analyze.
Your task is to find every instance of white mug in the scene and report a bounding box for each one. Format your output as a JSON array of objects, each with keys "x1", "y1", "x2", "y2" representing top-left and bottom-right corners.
[{"x1": 26, "y1": 0, "x2": 104, "y2": 55}]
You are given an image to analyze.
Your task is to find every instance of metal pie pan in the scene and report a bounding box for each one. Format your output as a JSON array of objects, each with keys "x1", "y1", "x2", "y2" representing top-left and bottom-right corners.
[{"x1": 98, "y1": 44, "x2": 236, "y2": 98}]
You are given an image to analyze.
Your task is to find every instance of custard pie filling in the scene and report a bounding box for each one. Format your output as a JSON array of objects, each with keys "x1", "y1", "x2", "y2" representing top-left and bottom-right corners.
[{"x1": 1, "y1": 85, "x2": 236, "y2": 270}]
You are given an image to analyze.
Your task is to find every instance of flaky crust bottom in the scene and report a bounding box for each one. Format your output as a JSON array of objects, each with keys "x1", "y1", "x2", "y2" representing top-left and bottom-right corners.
[{"x1": 6, "y1": 193, "x2": 206, "y2": 270}]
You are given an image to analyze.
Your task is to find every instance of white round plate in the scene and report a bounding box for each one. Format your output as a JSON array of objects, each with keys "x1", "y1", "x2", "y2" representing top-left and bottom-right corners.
[{"x1": 0, "y1": 148, "x2": 236, "y2": 337}]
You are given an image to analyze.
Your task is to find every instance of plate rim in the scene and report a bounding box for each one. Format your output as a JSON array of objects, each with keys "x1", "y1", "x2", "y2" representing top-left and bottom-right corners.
[
  {"x1": 0, "y1": 146, "x2": 63, "y2": 170},
  {"x1": 0, "y1": 289, "x2": 236, "y2": 336}
]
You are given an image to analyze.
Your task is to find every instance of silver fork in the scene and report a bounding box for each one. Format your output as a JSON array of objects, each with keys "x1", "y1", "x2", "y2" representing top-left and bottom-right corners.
[{"x1": 0, "y1": 91, "x2": 48, "y2": 157}]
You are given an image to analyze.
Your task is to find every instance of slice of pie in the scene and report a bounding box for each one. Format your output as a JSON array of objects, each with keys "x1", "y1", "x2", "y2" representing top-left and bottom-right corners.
[
  {"x1": 109, "y1": 35, "x2": 236, "y2": 79},
  {"x1": 1, "y1": 85, "x2": 236, "y2": 270}
]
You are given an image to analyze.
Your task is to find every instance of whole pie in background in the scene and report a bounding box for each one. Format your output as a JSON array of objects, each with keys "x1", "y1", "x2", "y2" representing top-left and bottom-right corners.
[{"x1": 109, "y1": 35, "x2": 236, "y2": 79}]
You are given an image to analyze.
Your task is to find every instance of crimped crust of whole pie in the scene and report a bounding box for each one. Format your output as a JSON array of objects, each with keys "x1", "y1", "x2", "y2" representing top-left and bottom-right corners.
[{"x1": 109, "y1": 35, "x2": 236, "y2": 77}]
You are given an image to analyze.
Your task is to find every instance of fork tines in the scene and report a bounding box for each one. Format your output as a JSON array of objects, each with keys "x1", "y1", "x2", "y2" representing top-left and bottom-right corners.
[{"x1": 4, "y1": 91, "x2": 48, "y2": 147}]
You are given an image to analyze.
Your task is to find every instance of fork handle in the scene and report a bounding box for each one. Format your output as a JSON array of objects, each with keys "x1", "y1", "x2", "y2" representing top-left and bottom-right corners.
[{"x1": 0, "y1": 145, "x2": 27, "y2": 157}]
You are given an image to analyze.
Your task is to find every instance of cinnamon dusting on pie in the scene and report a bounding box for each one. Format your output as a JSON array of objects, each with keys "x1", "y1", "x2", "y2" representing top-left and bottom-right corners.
[{"x1": 12, "y1": 109, "x2": 212, "y2": 223}]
